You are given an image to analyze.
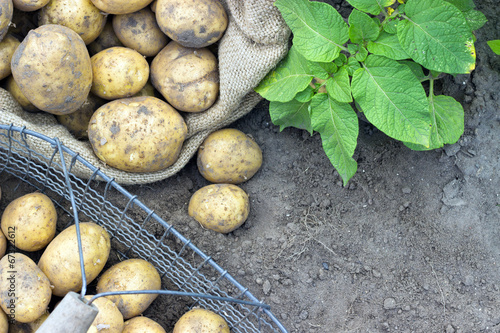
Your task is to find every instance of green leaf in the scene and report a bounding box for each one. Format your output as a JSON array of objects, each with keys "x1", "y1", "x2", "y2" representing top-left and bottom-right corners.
[
  {"x1": 275, "y1": 0, "x2": 349, "y2": 62},
  {"x1": 398, "y1": 0, "x2": 476, "y2": 74},
  {"x1": 487, "y1": 40, "x2": 500, "y2": 55},
  {"x1": 255, "y1": 47, "x2": 325, "y2": 102},
  {"x1": 463, "y1": 9, "x2": 488, "y2": 31},
  {"x1": 295, "y1": 86, "x2": 315, "y2": 102},
  {"x1": 270, "y1": 100, "x2": 313, "y2": 134},
  {"x1": 355, "y1": 46, "x2": 368, "y2": 61},
  {"x1": 443, "y1": 0, "x2": 475, "y2": 11},
  {"x1": 310, "y1": 93, "x2": 358, "y2": 185},
  {"x1": 317, "y1": 61, "x2": 338, "y2": 74},
  {"x1": 334, "y1": 53, "x2": 348, "y2": 67},
  {"x1": 346, "y1": 57, "x2": 361, "y2": 76},
  {"x1": 404, "y1": 94, "x2": 464, "y2": 150},
  {"x1": 398, "y1": 60, "x2": 427, "y2": 81},
  {"x1": 351, "y1": 55, "x2": 431, "y2": 146},
  {"x1": 348, "y1": 9, "x2": 381, "y2": 44},
  {"x1": 367, "y1": 31, "x2": 410, "y2": 60},
  {"x1": 346, "y1": 0, "x2": 396, "y2": 15},
  {"x1": 383, "y1": 18, "x2": 399, "y2": 34},
  {"x1": 326, "y1": 66, "x2": 352, "y2": 103}
]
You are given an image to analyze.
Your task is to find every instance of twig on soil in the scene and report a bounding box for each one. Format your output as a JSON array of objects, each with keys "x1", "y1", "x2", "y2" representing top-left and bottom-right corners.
[{"x1": 429, "y1": 261, "x2": 446, "y2": 318}]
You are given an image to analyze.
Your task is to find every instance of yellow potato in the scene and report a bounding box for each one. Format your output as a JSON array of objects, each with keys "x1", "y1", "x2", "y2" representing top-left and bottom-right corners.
[
  {"x1": 88, "y1": 96, "x2": 187, "y2": 172},
  {"x1": 10, "y1": 24, "x2": 93, "y2": 115},
  {"x1": 0, "y1": 34, "x2": 20, "y2": 80},
  {"x1": 88, "y1": 20, "x2": 123, "y2": 56},
  {"x1": 0, "y1": 310, "x2": 7, "y2": 332},
  {"x1": 197, "y1": 128, "x2": 263, "y2": 184},
  {"x1": 96, "y1": 259, "x2": 161, "y2": 319},
  {"x1": 0, "y1": 192, "x2": 57, "y2": 252},
  {"x1": 188, "y1": 184, "x2": 249, "y2": 234},
  {"x1": 7, "y1": 311, "x2": 49, "y2": 332},
  {"x1": 56, "y1": 93, "x2": 105, "y2": 139},
  {"x1": 90, "y1": 0, "x2": 153, "y2": 15},
  {"x1": 151, "y1": 41, "x2": 218, "y2": 112},
  {"x1": 173, "y1": 308, "x2": 230, "y2": 333},
  {"x1": 155, "y1": 0, "x2": 227, "y2": 48},
  {"x1": 5, "y1": 75, "x2": 39, "y2": 113},
  {"x1": 0, "y1": 0, "x2": 13, "y2": 42},
  {"x1": 12, "y1": 0, "x2": 49, "y2": 11},
  {"x1": 84, "y1": 296, "x2": 124, "y2": 333},
  {"x1": 122, "y1": 316, "x2": 166, "y2": 333},
  {"x1": 38, "y1": 222, "x2": 111, "y2": 297},
  {"x1": 132, "y1": 80, "x2": 156, "y2": 97},
  {"x1": 113, "y1": 7, "x2": 168, "y2": 57},
  {"x1": 0, "y1": 229, "x2": 6, "y2": 259},
  {"x1": 90, "y1": 46, "x2": 149, "y2": 100},
  {"x1": 38, "y1": 0, "x2": 107, "y2": 45},
  {"x1": 0, "y1": 253, "x2": 52, "y2": 323}
]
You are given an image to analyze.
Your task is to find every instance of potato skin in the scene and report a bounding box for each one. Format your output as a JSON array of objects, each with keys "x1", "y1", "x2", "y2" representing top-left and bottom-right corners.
[
  {"x1": 151, "y1": 41, "x2": 218, "y2": 112},
  {"x1": 90, "y1": 0, "x2": 153, "y2": 15},
  {"x1": 0, "y1": 0, "x2": 13, "y2": 42},
  {"x1": 10, "y1": 24, "x2": 92, "y2": 115},
  {"x1": 197, "y1": 129, "x2": 263, "y2": 184},
  {"x1": 173, "y1": 308, "x2": 230, "y2": 333},
  {"x1": 56, "y1": 93, "x2": 104, "y2": 139},
  {"x1": 0, "y1": 253, "x2": 52, "y2": 323},
  {"x1": 0, "y1": 310, "x2": 7, "y2": 332},
  {"x1": 38, "y1": 0, "x2": 107, "y2": 45},
  {"x1": 5, "y1": 75, "x2": 39, "y2": 112},
  {"x1": 88, "y1": 20, "x2": 123, "y2": 56},
  {"x1": 96, "y1": 259, "x2": 161, "y2": 319},
  {"x1": 113, "y1": 7, "x2": 168, "y2": 57},
  {"x1": 88, "y1": 96, "x2": 187, "y2": 172},
  {"x1": 0, "y1": 192, "x2": 57, "y2": 252},
  {"x1": 156, "y1": 0, "x2": 227, "y2": 48},
  {"x1": 188, "y1": 184, "x2": 249, "y2": 234},
  {"x1": 122, "y1": 316, "x2": 166, "y2": 333},
  {"x1": 38, "y1": 222, "x2": 111, "y2": 297},
  {"x1": 0, "y1": 34, "x2": 20, "y2": 80},
  {"x1": 12, "y1": 0, "x2": 49, "y2": 11},
  {"x1": 91, "y1": 46, "x2": 149, "y2": 100},
  {"x1": 84, "y1": 296, "x2": 124, "y2": 333}
]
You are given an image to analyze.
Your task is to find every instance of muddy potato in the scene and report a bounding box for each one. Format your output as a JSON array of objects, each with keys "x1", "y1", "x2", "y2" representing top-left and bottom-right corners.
[
  {"x1": 188, "y1": 184, "x2": 249, "y2": 233},
  {"x1": 0, "y1": 310, "x2": 7, "y2": 332},
  {"x1": 1, "y1": 192, "x2": 57, "y2": 252},
  {"x1": 122, "y1": 316, "x2": 166, "y2": 333},
  {"x1": 132, "y1": 80, "x2": 156, "y2": 97},
  {"x1": 38, "y1": 222, "x2": 110, "y2": 297},
  {"x1": 7, "y1": 311, "x2": 49, "y2": 332},
  {"x1": 56, "y1": 93, "x2": 105, "y2": 139},
  {"x1": 91, "y1": 46, "x2": 149, "y2": 100},
  {"x1": 5, "y1": 75, "x2": 39, "y2": 112},
  {"x1": 84, "y1": 296, "x2": 124, "y2": 333},
  {"x1": 96, "y1": 259, "x2": 161, "y2": 319},
  {"x1": 0, "y1": 253, "x2": 52, "y2": 323},
  {"x1": 197, "y1": 128, "x2": 262, "y2": 184},
  {"x1": 38, "y1": 0, "x2": 107, "y2": 45},
  {"x1": 113, "y1": 7, "x2": 168, "y2": 57},
  {"x1": 12, "y1": 0, "x2": 49, "y2": 11},
  {"x1": 88, "y1": 96, "x2": 187, "y2": 172},
  {"x1": 88, "y1": 20, "x2": 123, "y2": 56},
  {"x1": 173, "y1": 308, "x2": 230, "y2": 333},
  {"x1": 0, "y1": 34, "x2": 19, "y2": 80},
  {"x1": 151, "y1": 41, "x2": 218, "y2": 112},
  {"x1": 156, "y1": 0, "x2": 227, "y2": 48},
  {"x1": 0, "y1": 0, "x2": 13, "y2": 42},
  {"x1": 11, "y1": 24, "x2": 92, "y2": 115},
  {"x1": 90, "y1": 0, "x2": 153, "y2": 15}
]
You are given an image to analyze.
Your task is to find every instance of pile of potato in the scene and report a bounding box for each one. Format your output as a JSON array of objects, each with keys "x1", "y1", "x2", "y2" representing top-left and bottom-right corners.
[
  {"x1": 0, "y1": 190, "x2": 232, "y2": 332},
  {"x1": 0, "y1": 0, "x2": 228, "y2": 173}
]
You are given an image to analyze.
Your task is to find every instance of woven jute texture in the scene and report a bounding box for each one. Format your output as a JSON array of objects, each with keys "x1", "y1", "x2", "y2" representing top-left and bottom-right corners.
[{"x1": 0, "y1": 0, "x2": 290, "y2": 185}]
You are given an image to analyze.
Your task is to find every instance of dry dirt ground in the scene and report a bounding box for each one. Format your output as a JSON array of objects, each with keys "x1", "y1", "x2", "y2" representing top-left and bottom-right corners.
[{"x1": 1, "y1": 1, "x2": 499, "y2": 332}]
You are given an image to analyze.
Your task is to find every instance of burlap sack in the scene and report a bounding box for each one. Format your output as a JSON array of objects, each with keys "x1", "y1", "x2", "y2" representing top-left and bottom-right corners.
[{"x1": 0, "y1": 0, "x2": 290, "y2": 185}]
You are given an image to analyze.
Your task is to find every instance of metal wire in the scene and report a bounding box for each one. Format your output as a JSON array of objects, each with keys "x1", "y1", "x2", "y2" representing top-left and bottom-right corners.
[{"x1": 0, "y1": 125, "x2": 288, "y2": 333}]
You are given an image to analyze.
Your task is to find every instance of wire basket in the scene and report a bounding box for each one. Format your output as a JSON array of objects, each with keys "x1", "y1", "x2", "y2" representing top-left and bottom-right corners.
[{"x1": 0, "y1": 124, "x2": 287, "y2": 333}]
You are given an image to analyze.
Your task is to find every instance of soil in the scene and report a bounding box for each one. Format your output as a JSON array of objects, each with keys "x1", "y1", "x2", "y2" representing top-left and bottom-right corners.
[{"x1": 1, "y1": 1, "x2": 499, "y2": 332}]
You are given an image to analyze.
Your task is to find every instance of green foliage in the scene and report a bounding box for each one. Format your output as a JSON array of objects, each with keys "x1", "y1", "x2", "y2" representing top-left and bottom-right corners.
[
  {"x1": 487, "y1": 40, "x2": 500, "y2": 55},
  {"x1": 256, "y1": 0, "x2": 486, "y2": 186}
]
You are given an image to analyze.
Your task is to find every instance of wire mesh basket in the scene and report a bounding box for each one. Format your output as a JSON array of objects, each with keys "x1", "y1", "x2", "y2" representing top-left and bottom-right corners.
[{"x1": 0, "y1": 124, "x2": 287, "y2": 333}]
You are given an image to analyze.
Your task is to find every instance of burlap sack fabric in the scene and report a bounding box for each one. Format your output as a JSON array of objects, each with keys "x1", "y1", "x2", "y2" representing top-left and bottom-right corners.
[{"x1": 0, "y1": 0, "x2": 290, "y2": 185}]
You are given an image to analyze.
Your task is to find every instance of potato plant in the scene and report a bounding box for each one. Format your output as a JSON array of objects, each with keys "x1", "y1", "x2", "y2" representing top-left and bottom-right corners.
[{"x1": 255, "y1": 0, "x2": 488, "y2": 185}]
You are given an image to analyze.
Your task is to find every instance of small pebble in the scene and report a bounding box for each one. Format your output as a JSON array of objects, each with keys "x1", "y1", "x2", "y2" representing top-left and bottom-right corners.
[
  {"x1": 446, "y1": 324, "x2": 455, "y2": 333},
  {"x1": 464, "y1": 275, "x2": 474, "y2": 286},
  {"x1": 263, "y1": 280, "x2": 271, "y2": 295},
  {"x1": 255, "y1": 278, "x2": 263, "y2": 285},
  {"x1": 322, "y1": 262, "x2": 329, "y2": 270},
  {"x1": 299, "y1": 310, "x2": 309, "y2": 320},
  {"x1": 402, "y1": 187, "x2": 411, "y2": 194},
  {"x1": 383, "y1": 297, "x2": 397, "y2": 310}
]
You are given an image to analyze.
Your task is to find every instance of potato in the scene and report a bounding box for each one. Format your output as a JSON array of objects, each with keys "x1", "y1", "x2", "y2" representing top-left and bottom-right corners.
[
  {"x1": 4, "y1": 75, "x2": 39, "y2": 112},
  {"x1": 7, "y1": 311, "x2": 49, "y2": 332},
  {"x1": 112, "y1": 7, "x2": 168, "y2": 57},
  {"x1": 90, "y1": 46, "x2": 149, "y2": 100},
  {"x1": 132, "y1": 80, "x2": 156, "y2": 97},
  {"x1": 173, "y1": 308, "x2": 230, "y2": 333},
  {"x1": 56, "y1": 93, "x2": 105, "y2": 139},
  {"x1": 88, "y1": 96, "x2": 187, "y2": 172},
  {"x1": 12, "y1": 0, "x2": 49, "y2": 11},
  {"x1": 0, "y1": 253, "x2": 52, "y2": 323},
  {"x1": 90, "y1": 0, "x2": 153, "y2": 15},
  {"x1": 0, "y1": 0, "x2": 13, "y2": 42},
  {"x1": 155, "y1": 0, "x2": 227, "y2": 48},
  {"x1": 88, "y1": 20, "x2": 123, "y2": 56},
  {"x1": 38, "y1": 0, "x2": 107, "y2": 45},
  {"x1": 0, "y1": 309, "x2": 7, "y2": 332},
  {"x1": 197, "y1": 128, "x2": 263, "y2": 184},
  {"x1": 188, "y1": 184, "x2": 249, "y2": 234},
  {"x1": 84, "y1": 296, "x2": 124, "y2": 333},
  {"x1": 10, "y1": 24, "x2": 92, "y2": 115},
  {"x1": 0, "y1": 192, "x2": 57, "y2": 252},
  {"x1": 151, "y1": 41, "x2": 218, "y2": 112},
  {"x1": 0, "y1": 34, "x2": 20, "y2": 80},
  {"x1": 96, "y1": 259, "x2": 161, "y2": 319},
  {"x1": 0, "y1": 229, "x2": 6, "y2": 259},
  {"x1": 122, "y1": 316, "x2": 166, "y2": 333},
  {"x1": 38, "y1": 222, "x2": 110, "y2": 297}
]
